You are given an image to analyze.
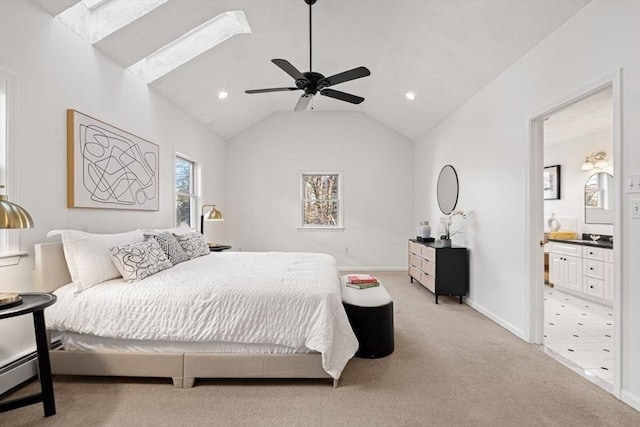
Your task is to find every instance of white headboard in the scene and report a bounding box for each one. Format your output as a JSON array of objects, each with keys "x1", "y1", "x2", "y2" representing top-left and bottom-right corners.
[{"x1": 34, "y1": 242, "x2": 71, "y2": 292}]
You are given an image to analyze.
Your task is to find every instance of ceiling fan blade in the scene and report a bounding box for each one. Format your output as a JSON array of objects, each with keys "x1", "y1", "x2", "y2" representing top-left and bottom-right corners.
[
  {"x1": 294, "y1": 94, "x2": 313, "y2": 112},
  {"x1": 319, "y1": 66, "x2": 370, "y2": 88},
  {"x1": 320, "y1": 89, "x2": 364, "y2": 105},
  {"x1": 245, "y1": 87, "x2": 300, "y2": 94},
  {"x1": 272, "y1": 59, "x2": 307, "y2": 82}
]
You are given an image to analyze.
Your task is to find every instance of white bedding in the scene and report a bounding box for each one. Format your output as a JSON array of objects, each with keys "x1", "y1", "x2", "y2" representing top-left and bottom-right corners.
[{"x1": 46, "y1": 251, "x2": 358, "y2": 379}]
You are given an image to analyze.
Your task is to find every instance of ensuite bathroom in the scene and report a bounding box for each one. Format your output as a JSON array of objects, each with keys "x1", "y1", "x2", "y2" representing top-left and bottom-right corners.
[{"x1": 542, "y1": 85, "x2": 615, "y2": 389}]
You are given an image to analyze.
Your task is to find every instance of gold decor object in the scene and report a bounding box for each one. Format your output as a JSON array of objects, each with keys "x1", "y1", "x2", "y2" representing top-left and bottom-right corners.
[
  {"x1": 0, "y1": 292, "x2": 19, "y2": 304},
  {"x1": 0, "y1": 185, "x2": 34, "y2": 229}
]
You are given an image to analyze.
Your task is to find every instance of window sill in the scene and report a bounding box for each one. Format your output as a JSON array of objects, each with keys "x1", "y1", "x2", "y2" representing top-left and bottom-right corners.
[
  {"x1": 0, "y1": 251, "x2": 28, "y2": 267},
  {"x1": 297, "y1": 226, "x2": 345, "y2": 231}
]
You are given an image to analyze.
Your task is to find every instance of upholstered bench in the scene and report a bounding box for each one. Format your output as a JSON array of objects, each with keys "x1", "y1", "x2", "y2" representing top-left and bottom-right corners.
[{"x1": 341, "y1": 276, "x2": 394, "y2": 358}]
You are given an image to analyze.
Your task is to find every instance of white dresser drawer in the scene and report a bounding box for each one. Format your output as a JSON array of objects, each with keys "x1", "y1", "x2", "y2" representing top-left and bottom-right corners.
[
  {"x1": 549, "y1": 242, "x2": 581, "y2": 257},
  {"x1": 583, "y1": 259, "x2": 604, "y2": 280},
  {"x1": 583, "y1": 246, "x2": 604, "y2": 261},
  {"x1": 583, "y1": 276, "x2": 605, "y2": 299},
  {"x1": 421, "y1": 272, "x2": 435, "y2": 293}
]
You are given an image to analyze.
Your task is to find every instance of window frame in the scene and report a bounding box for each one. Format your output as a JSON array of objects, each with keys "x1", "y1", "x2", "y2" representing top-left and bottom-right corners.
[
  {"x1": 299, "y1": 171, "x2": 344, "y2": 230},
  {"x1": 174, "y1": 153, "x2": 200, "y2": 229},
  {"x1": 0, "y1": 66, "x2": 25, "y2": 266}
]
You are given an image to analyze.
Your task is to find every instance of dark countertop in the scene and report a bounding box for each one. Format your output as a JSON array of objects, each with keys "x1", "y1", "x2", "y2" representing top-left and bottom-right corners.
[{"x1": 548, "y1": 238, "x2": 613, "y2": 249}]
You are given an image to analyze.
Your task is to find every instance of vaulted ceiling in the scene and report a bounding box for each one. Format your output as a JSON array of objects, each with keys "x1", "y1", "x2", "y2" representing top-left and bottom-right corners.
[{"x1": 34, "y1": 0, "x2": 590, "y2": 141}]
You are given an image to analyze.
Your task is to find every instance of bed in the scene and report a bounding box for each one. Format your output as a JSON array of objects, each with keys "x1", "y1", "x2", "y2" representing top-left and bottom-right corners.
[{"x1": 34, "y1": 232, "x2": 357, "y2": 388}]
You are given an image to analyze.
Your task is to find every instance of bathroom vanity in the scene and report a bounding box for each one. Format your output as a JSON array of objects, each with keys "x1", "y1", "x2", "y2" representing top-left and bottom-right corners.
[{"x1": 548, "y1": 237, "x2": 613, "y2": 305}]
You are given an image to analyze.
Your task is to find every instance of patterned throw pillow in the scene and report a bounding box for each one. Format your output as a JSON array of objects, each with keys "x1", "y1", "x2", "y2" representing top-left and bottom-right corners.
[
  {"x1": 144, "y1": 232, "x2": 188, "y2": 265},
  {"x1": 109, "y1": 239, "x2": 173, "y2": 282},
  {"x1": 174, "y1": 231, "x2": 210, "y2": 260}
]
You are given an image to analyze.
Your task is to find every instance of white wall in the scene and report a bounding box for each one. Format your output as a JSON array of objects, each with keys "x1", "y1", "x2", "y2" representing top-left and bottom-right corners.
[
  {"x1": 0, "y1": 1, "x2": 226, "y2": 373},
  {"x1": 544, "y1": 128, "x2": 614, "y2": 237},
  {"x1": 414, "y1": 0, "x2": 640, "y2": 409},
  {"x1": 226, "y1": 112, "x2": 414, "y2": 269}
]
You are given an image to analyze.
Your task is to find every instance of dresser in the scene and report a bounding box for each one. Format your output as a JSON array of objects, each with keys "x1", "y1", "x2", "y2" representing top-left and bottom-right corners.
[
  {"x1": 408, "y1": 239, "x2": 469, "y2": 304},
  {"x1": 548, "y1": 240, "x2": 613, "y2": 305}
]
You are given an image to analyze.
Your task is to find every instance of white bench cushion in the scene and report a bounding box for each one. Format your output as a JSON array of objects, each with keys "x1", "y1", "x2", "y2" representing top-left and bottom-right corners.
[{"x1": 340, "y1": 275, "x2": 392, "y2": 307}]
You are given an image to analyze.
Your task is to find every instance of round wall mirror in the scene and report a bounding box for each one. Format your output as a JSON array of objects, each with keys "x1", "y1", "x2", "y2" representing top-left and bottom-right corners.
[
  {"x1": 584, "y1": 172, "x2": 614, "y2": 224},
  {"x1": 437, "y1": 165, "x2": 459, "y2": 215}
]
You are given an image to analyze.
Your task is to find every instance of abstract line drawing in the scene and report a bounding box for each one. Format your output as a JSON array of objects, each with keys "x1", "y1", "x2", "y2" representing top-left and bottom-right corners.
[{"x1": 67, "y1": 110, "x2": 159, "y2": 210}]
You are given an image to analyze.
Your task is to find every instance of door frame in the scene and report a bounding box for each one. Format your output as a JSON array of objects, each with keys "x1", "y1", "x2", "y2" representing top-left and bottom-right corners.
[{"x1": 525, "y1": 69, "x2": 622, "y2": 398}]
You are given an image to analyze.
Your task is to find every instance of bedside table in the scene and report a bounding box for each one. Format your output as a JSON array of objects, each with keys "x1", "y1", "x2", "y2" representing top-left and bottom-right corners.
[
  {"x1": 209, "y1": 245, "x2": 232, "y2": 252},
  {"x1": 0, "y1": 293, "x2": 57, "y2": 417}
]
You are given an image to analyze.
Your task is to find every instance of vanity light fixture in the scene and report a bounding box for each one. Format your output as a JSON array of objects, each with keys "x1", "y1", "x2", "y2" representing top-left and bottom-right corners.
[
  {"x1": 405, "y1": 92, "x2": 416, "y2": 101},
  {"x1": 581, "y1": 152, "x2": 608, "y2": 171},
  {"x1": 218, "y1": 91, "x2": 229, "y2": 100}
]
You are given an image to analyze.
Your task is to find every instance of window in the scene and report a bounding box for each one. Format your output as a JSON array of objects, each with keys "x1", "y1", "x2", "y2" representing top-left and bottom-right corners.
[
  {"x1": 300, "y1": 173, "x2": 342, "y2": 229},
  {"x1": 1, "y1": 67, "x2": 21, "y2": 262},
  {"x1": 175, "y1": 155, "x2": 197, "y2": 228}
]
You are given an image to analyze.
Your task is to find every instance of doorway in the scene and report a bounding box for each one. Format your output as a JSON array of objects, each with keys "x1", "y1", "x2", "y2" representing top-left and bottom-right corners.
[{"x1": 527, "y1": 71, "x2": 622, "y2": 398}]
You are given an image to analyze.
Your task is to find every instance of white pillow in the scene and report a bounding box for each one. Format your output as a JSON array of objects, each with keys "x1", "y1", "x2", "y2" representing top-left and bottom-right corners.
[
  {"x1": 47, "y1": 229, "x2": 144, "y2": 292},
  {"x1": 110, "y1": 239, "x2": 173, "y2": 282}
]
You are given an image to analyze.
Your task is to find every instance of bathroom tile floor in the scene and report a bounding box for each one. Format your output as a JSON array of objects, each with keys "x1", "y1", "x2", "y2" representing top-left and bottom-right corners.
[{"x1": 543, "y1": 285, "x2": 614, "y2": 388}]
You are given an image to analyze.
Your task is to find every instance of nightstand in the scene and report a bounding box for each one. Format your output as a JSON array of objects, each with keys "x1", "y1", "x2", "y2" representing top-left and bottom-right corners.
[
  {"x1": 0, "y1": 293, "x2": 57, "y2": 417},
  {"x1": 209, "y1": 245, "x2": 232, "y2": 252}
]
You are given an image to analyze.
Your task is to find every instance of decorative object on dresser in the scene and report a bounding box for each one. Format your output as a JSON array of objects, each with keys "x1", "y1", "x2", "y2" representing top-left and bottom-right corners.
[
  {"x1": 548, "y1": 238, "x2": 613, "y2": 305},
  {"x1": 419, "y1": 221, "x2": 431, "y2": 239},
  {"x1": 408, "y1": 239, "x2": 469, "y2": 304},
  {"x1": 67, "y1": 110, "x2": 159, "y2": 211},
  {"x1": 341, "y1": 276, "x2": 394, "y2": 359}
]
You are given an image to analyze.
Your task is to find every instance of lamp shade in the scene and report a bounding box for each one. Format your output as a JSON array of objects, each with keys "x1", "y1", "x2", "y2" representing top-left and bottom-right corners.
[
  {"x1": 0, "y1": 194, "x2": 34, "y2": 229},
  {"x1": 204, "y1": 205, "x2": 224, "y2": 221},
  {"x1": 581, "y1": 158, "x2": 594, "y2": 171}
]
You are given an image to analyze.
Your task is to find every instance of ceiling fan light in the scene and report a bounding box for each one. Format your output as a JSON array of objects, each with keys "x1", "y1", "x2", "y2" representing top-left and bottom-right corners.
[
  {"x1": 405, "y1": 92, "x2": 416, "y2": 101},
  {"x1": 218, "y1": 91, "x2": 228, "y2": 100}
]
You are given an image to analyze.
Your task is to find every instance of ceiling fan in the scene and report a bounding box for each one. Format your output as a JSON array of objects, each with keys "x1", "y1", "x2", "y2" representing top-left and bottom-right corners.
[{"x1": 245, "y1": 0, "x2": 371, "y2": 112}]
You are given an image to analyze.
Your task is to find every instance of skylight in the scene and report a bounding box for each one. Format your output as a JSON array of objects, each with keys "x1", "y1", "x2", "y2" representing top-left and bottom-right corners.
[
  {"x1": 127, "y1": 11, "x2": 252, "y2": 84},
  {"x1": 57, "y1": 0, "x2": 169, "y2": 44}
]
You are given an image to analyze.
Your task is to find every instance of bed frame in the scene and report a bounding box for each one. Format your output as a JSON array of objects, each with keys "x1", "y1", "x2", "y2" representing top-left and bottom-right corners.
[{"x1": 34, "y1": 242, "x2": 338, "y2": 388}]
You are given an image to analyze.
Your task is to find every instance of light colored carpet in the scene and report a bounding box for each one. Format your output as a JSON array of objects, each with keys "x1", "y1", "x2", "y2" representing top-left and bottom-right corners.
[{"x1": 2, "y1": 272, "x2": 639, "y2": 426}]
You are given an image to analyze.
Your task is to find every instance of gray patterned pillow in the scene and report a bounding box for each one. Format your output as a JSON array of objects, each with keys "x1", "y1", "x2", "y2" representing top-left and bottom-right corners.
[
  {"x1": 144, "y1": 232, "x2": 188, "y2": 265},
  {"x1": 174, "y1": 231, "x2": 210, "y2": 259},
  {"x1": 109, "y1": 239, "x2": 173, "y2": 282}
]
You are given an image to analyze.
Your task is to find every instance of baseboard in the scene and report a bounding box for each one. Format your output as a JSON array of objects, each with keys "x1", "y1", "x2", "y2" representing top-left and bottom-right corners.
[
  {"x1": 621, "y1": 390, "x2": 640, "y2": 412},
  {"x1": 338, "y1": 267, "x2": 407, "y2": 272},
  {"x1": 0, "y1": 351, "x2": 38, "y2": 397},
  {"x1": 465, "y1": 298, "x2": 526, "y2": 340}
]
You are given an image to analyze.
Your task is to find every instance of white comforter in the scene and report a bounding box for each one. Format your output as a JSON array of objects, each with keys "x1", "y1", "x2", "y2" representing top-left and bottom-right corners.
[{"x1": 46, "y1": 252, "x2": 358, "y2": 379}]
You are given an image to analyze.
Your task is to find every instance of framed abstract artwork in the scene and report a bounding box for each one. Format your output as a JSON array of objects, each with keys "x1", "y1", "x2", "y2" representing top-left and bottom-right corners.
[
  {"x1": 67, "y1": 110, "x2": 159, "y2": 210},
  {"x1": 543, "y1": 165, "x2": 561, "y2": 200}
]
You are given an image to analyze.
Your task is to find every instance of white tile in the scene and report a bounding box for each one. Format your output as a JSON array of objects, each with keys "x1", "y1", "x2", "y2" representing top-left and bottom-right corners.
[{"x1": 543, "y1": 286, "x2": 614, "y2": 386}]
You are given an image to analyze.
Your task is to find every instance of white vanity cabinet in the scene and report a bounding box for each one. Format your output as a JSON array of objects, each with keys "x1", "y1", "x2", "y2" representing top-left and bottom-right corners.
[{"x1": 548, "y1": 241, "x2": 613, "y2": 305}]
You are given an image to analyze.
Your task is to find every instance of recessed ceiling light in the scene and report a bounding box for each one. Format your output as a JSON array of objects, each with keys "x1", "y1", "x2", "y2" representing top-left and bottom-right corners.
[
  {"x1": 405, "y1": 92, "x2": 416, "y2": 101},
  {"x1": 218, "y1": 91, "x2": 229, "y2": 100}
]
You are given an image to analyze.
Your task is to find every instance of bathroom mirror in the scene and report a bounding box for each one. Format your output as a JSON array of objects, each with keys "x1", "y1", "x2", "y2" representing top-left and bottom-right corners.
[
  {"x1": 437, "y1": 165, "x2": 459, "y2": 215},
  {"x1": 584, "y1": 172, "x2": 614, "y2": 224}
]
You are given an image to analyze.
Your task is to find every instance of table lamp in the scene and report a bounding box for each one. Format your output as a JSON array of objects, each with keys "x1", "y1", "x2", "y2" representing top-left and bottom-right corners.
[{"x1": 200, "y1": 204, "x2": 224, "y2": 244}]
